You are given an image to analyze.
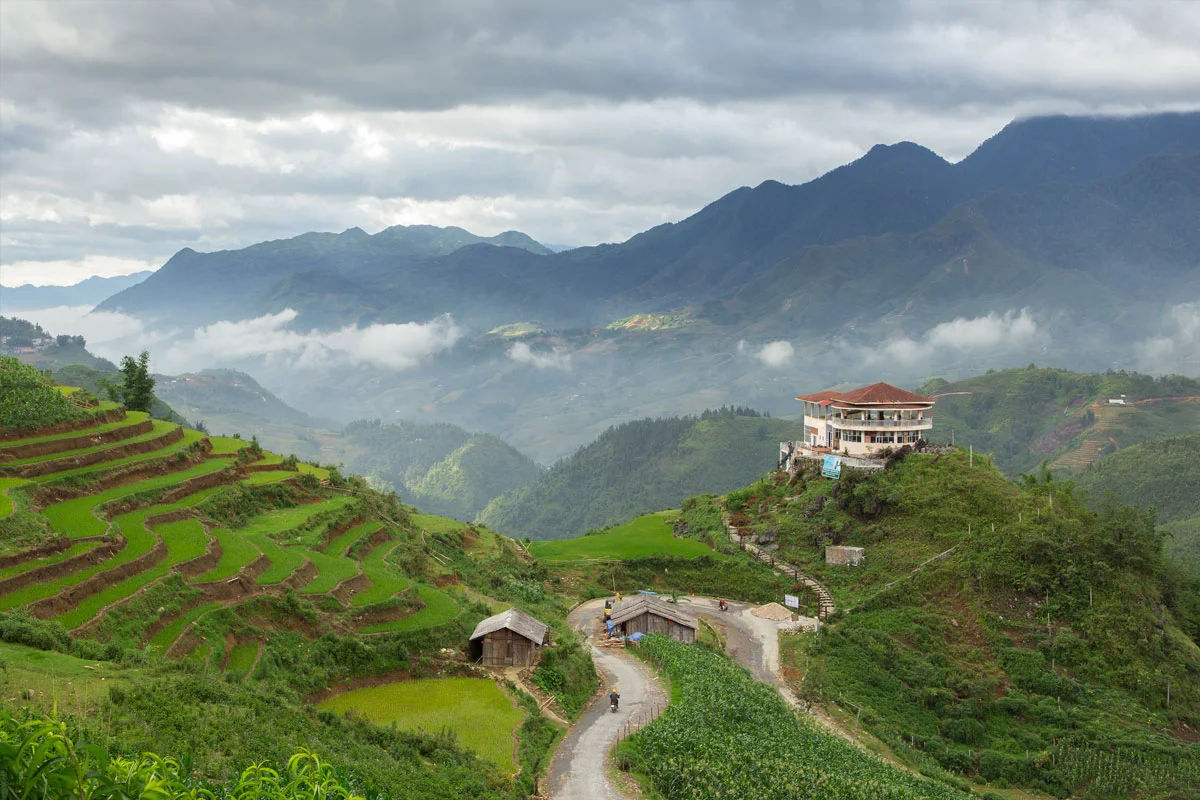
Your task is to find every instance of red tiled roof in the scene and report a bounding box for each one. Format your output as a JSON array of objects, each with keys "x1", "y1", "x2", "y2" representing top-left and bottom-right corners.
[{"x1": 795, "y1": 381, "x2": 932, "y2": 405}]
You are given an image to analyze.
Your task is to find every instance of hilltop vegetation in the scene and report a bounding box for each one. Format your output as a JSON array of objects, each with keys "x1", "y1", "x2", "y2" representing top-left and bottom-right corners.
[
  {"x1": 1075, "y1": 434, "x2": 1200, "y2": 572},
  {"x1": 725, "y1": 451, "x2": 1200, "y2": 798},
  {"x1": 404, "y1": 433, "x2": 542, "y2": 521},
  {"x1": 919, "y1": 367, "x2": 1200, "y2": 474},
  {"x1": 0, "y1": 356, "x2": 90, "y2": 430},
  {"x1": 479, "y1": 407, "x2": 806, "y2": 539}
]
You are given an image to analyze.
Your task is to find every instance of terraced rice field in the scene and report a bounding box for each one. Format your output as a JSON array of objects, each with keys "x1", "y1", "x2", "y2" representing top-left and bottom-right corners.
[
  {"x1": 5, "y1": 419, "x2": 175, "y2": 466},
  {"x1": 318, "y1": 678, "x2": 523, "y2": 769},
  {"x1": 360, "y1": 585, "x2": 459, "y2": 633},
  {"x1": 148, "y1": 601, "x2": 223, "y2": 651},
  {"x1": 0, "y1": 410, "x2": 145, "y2": 448},
  {"x1": 29, "y1": 429, "x2": 207, "y2": 484},
  {"x1": 325, "y1": 520, "x2": 378, "y2": 556},
  {"x1": 43, "y1": 458, "x2": 233, "y2": 538},
  {"x1": 353, "y1": 543, "x2": 410, "y2": 607},
  {"x1": 194, "y1": 528, "x2": 261, "y2": 581},
  {"x1": 0, "y1": 488, "x2": 223, "y2": 612},
  {"x1": 55, "y1": 517, "x2": 211, "y2": 630},
  {"x1": 0, "y1": 476, "x2": 26, "y2": 517},
  {"x1": 297, "y1": 549, "x2": 359, "y2": 595},
  {"x1": 1, "y1": 397, "x2": 471, "y2": 667}
]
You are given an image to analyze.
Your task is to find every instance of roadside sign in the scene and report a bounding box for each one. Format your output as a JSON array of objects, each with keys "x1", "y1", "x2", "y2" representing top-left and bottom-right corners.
[
  {"x1": 822, "y1": 455, "x2": 842, "y2": 479},
  {"x1": 784, "y1": 594, "x2": 800, "y2": 609}
]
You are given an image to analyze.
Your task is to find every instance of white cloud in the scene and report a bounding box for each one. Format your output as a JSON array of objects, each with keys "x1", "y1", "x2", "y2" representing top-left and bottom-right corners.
[
  {"x1": 756, "y1": 340, "x2": 794, "y2": 368},
  {"x1": 508, "y1": 341, "x2": 572, "y2": 370},
  {"x1": 0, "y1": 256, "x2": 158, "y2": 287},
  {"x1": 850, "y1": 308, "x2": 1043, "y2": 366},
  {"x1": 12, "y1": 305, "x2": 461, "y2": 374},
  {"x1": 1134, "y1": 302, "x2": 1200, "y2": 372},
  {"x1": 167, "y1": 309, "x2": 462, "y2": 372}
]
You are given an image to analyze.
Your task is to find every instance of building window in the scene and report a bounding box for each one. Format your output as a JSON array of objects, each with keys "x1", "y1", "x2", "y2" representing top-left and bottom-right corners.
[{"x1": 841, "y1": 430, "x2": 863, "y2": 443}]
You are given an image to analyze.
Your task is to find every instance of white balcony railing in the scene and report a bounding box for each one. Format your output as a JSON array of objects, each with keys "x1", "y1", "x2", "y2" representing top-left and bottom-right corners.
[{"x1": 830, "y1": 418, "x2": 932, "y2": 431}]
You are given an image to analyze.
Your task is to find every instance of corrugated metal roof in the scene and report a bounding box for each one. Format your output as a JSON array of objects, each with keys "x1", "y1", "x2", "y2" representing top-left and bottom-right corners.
[
  {"x1": 609, "y1": 595, "x2": 697, "y2": 629},
  {"x1": 469, "y1": 608, "x2": 549, "y2": 644}
]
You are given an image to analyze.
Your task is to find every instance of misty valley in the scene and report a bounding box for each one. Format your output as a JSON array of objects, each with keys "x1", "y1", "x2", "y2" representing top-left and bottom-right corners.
[{"x1": 2, "y1": 19, "x2": 1199, "y2": 800}]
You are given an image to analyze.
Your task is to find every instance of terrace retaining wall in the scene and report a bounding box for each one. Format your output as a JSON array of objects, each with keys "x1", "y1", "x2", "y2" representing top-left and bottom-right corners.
[
  {"x1": 0, "y1": 418, "x2": 154, "y2": 462},
  {"x1": 0, "y1": 408, "x2": 126, "y2": 443},
  {"x1": 0, "y1": 537, "x2": 124, "y2": 596},
  {"x1": 30, "y1": 440, "x2": 214, "y2": 509},
  {"x1": 0, "y1": 535, "x2": 73, "y2": 570},
  {"x1": 5, "y1": 426, "x2": 184, "y2": 478},
  {"x1": 28, "y1": 535, "x2": 169, "y2": 619}
]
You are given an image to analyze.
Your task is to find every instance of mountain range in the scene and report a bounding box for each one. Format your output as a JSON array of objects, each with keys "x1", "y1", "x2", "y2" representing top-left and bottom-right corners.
[
  {"x1": 0, "y1": 271, "x2": 153, "y2": 312},
  {"x1": 81, "y1": 111, "x2": 1200, "y2": 461}
]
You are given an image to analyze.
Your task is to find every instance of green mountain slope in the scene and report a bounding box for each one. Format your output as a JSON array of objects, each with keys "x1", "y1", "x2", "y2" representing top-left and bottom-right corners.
[
  {"x1": 406, "y1": 433, "x2": 541, "y2": 522},
  {"x1": 722, "y1": 451, "x2": 1200, "y2": 798},
  {"x1": 1075, "y1": 435, "x2": 1200, "y2": 572},
  {"x1": 915, "y1": 367, "x2": 1200, "y2": 475},
  {"x1": 478, "y1": 408, "x2": 806, "y2": 539}
]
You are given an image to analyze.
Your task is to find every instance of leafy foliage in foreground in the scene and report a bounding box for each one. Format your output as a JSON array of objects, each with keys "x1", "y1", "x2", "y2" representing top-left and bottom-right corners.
[
  {"x1": 0, "y1": 709, "x2": 362, "y2": 799},
  {"x1": 622, "y1": 634, "x2": 970, "y2": 800},
  {"x1": 0, "y1": 356, "x2": 84, "y2": 431}
]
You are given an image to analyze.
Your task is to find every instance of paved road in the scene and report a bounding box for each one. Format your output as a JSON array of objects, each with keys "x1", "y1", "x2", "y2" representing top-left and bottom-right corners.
[{"x1": 548, "y1": 600, "x2": 667, "y2": 800}]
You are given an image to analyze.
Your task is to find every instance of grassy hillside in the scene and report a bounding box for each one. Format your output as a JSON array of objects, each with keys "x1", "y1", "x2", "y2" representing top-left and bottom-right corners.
[
  {"x1": 722, "y1": 451, "x2": 1200, "y2": 798},
  {"x1": 406, "y1": 433, "x2": 541, "y2": 521},
  {"x1": 918, "y1": 367, "x2": 1200, "y2": 475},
  {"x1": 0, "y1": 375, "x2": 599, "y2": 798},
  {"x1": 478, "y1": 407, "x2": 807, "y2": 539},
  {"x1": 1075, "y1": 434, "x2": 1200, "y2": 573}
]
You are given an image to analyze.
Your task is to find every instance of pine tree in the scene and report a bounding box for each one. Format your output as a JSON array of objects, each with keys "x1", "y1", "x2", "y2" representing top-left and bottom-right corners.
[{"x1": 119, "y1": 350, "x2": 156, "y2": 412}]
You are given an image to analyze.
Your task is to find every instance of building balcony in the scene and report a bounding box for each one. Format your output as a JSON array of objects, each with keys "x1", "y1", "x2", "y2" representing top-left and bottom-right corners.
[{"x1": 830, "y1": 417, "x2": 932, "y2": 431}]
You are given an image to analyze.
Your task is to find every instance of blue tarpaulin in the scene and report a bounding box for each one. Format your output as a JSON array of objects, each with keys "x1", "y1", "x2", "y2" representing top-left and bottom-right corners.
[{"x1": 630, "y1": 632, "x2": 646, "y2": 641}]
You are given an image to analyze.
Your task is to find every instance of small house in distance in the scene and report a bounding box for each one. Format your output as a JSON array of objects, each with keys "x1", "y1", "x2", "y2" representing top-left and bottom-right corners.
[
  {"x1": 469, "y1": 608, "x2": 550, "y2": 667},
  {"x1": 609, "y1": 594, "x2": 697, "y2": 644}
]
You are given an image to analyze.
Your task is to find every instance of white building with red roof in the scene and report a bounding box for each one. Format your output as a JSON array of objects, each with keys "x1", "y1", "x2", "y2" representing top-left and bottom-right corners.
[{"x1": 793, "y1": 382, "x2": 934, "y2": 458}]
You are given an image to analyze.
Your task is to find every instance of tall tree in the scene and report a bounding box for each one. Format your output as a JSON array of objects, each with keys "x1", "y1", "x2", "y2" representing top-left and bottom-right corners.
[{"x1": 119, "y1": 350, "x2": 156, "y2": 412}]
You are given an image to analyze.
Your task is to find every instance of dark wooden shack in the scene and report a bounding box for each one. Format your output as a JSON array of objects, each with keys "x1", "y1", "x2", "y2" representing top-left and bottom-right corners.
[
  {"x1": 469, "y1": 608, "x2": 550, "y2": 667},
  {"x1": 609, "y1": 595, "x2": 697, "y2": 644}
]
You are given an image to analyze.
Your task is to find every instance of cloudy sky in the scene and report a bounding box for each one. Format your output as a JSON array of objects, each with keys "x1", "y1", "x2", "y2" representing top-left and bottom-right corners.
[{"x1": 2, "y1": 0, "x2": 1199, "y2": 287}]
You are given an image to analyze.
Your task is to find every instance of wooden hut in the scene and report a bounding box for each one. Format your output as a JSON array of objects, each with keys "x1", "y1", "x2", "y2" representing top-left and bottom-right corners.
[
  {"x1": 609, "y1": 595, "x2": 697, "y2": 644},
  {"x1": 469, "y1": 608, "x2": 550, "y2": 667}
]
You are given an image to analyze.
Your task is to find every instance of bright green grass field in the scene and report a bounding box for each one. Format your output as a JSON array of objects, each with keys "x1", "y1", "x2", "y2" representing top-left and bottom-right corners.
[
  {"x1": 194, "y1": 528, "x2": 261, "y2": 582},
  {"x1": 225, "y1": 641, "x2": 258, "y2": 674},
  {"x1": 43, "y1": 457, "x2": 230, "y2": 538},
  {"x1": 30, "y1": 429, "x2": 207, "y2": 484},
  {"x1": 360, "y1": 585, "x2": 459, "y2": 633},
  {"x1": 53, "y1": 517, "x2": 212, "y2": 629},
  {"x1": 325, "y1": 520, "x2": 379, "y2": 556},
  {"x1": 242, "y1": 470, "x2": 298, "y2": 486},
  {"x1": 411, "y1": 513, "x2": 469, "y2": 536},
  {"x1": 0, "y1": 540, "x2": 100, "y2": 580},
  {"x1": 352, "y1": 543, "x2": 411, "y2": 607},
  {"x1": 528, "y1": 511, "x2": 722, "y2": 562},
  {"x1": 0, "y1": 476, "x2": 27, "y2": 518},
  {"x1": 249, "y1": 535, "x2": 308, "y2": 585},
  {"x1": 318, "y1": 678, "x2": 523, "y2": 769},
  {"x1": 208, "y1": 436, "x2": 249, "y2": 455},
  {"x1": 8, "y1": 420, "x2": 177, "y2": 466},
  {"x1": 149, "y1": 601, "x2": 222, "y2": 651},
  {"x1": 0, "y1": 488, "x2": 221, "y2": 612},
  {"x1": 0, "y1": 410, "x2": 148, "y2": 449},
  {"x1": 296, "y1": 549, "x2": 359, "y2": 595}
]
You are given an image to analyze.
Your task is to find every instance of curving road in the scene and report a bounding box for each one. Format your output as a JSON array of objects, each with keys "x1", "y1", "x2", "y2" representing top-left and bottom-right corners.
[
  {"x1": 547, "y1": 597, "x2": 809, "y2": 799},
  {"x1": 548, "y1": 600, "x2": 668, "y2": 800}
]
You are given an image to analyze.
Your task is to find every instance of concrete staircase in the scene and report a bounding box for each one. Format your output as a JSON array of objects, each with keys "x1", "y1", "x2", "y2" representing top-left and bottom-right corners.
[{"x1": 724, "y1": 516, "x2": 836, "y2": 619}]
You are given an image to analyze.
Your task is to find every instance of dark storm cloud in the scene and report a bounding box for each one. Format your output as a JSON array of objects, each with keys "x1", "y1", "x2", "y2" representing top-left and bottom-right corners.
[
  {"x1": 2, "y1": 0, "x2": 1198, "y2": 285},
  {"x1": 5, "y1": 1, "x2": 1198, "y2": 115}
]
